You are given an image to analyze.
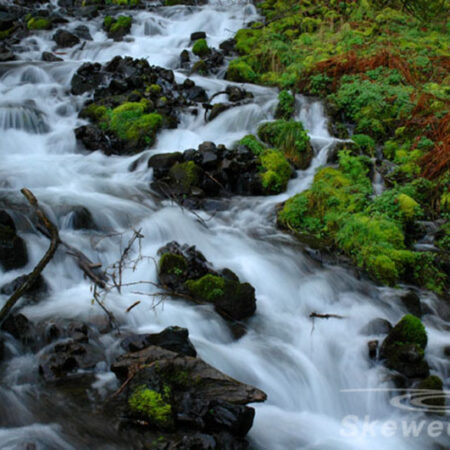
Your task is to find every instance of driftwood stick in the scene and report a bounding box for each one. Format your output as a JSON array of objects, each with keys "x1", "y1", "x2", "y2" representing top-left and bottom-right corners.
[
  {"x1": 0, "y1": 188, "x2": 59, "y2": 324},
  {"x1": 309, "y1": 312, "x2": 344, "y2": 320}
]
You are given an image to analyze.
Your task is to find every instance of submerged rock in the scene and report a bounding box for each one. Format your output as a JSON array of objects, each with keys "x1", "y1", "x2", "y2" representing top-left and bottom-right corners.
[
  {"x1": 157, "y1": 242, "x2": 257, "y2": 321},
  {"x1": 53, "y1": 29, "x2": 80, "y2": 47}
]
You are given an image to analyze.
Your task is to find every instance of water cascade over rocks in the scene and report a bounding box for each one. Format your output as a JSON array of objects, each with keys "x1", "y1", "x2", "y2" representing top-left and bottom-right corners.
[{"x1": 0, "y1": 0, "x2": 449, "y2": 449}]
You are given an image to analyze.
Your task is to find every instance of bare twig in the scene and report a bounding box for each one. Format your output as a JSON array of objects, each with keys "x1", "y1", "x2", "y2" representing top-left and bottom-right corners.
[
  {"x1": 0, "y1": 189, "x2": 59, "y2": 324},
  {"x1": 309, "y1": 312, "x2": 344, "y2": 320}
]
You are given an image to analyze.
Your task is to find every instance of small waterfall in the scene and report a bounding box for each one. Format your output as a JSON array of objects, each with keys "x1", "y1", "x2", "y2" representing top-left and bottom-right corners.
[{"x1": 0, "y1": 103, "x2": 49, "y2": 134}]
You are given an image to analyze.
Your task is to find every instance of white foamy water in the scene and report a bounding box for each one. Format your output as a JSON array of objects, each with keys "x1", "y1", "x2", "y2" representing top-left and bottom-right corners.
[{"x1": 0, "y1": 1, "x2": 448, "y2": 449}]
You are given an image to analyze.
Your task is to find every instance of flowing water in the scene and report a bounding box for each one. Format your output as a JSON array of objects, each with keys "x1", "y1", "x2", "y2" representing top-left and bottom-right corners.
[{"x1": 0, "y1": 1, "x2": 448, "y2": 449}]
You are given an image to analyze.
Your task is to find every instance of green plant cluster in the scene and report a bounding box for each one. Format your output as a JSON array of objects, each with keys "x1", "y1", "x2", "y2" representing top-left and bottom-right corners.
[
  {"x1": 103, "y1": 15, "x2": 132, "y2": 34},
  {"x1": 27, "y1": 17, "x2": 52, "y2": 30},
  {"x1": 257, "y1": 120, "x2": 312, "y2": 169},
  {"x1": 275, "y1": 90, "x2": 295, "y2": 119},
  {"x1": 81, "y1": 99, "x2": 162, "y2": 148}
]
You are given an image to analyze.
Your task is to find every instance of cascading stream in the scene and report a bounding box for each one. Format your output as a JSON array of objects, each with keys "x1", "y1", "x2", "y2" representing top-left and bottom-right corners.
[{"x1": 0, "y1": 1, "x2": 448, "y2": 449}]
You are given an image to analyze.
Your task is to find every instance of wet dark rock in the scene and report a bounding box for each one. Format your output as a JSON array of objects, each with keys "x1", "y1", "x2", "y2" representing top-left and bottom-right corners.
[
  {"x1": 360, "y1": 318, "x2": 392, "y2": 336},
  {"x1": 180, "y1": 49, "x2": 190, "y2": 64},
  {"x1": 0, "y1": 210, "x2": 28, "y2": 271},
  {"x1": 0, "y1": 274, "x2": 47, "y2": 298},
  {"x1": 73, "y1": 24, "x2": 92, "y2": 40},
  {"x1": 120, "y1": 326, "x2": 197, "y2": 357},
  {"x1": 75, "y1": 124, "x2": 110, "y2": 152},
  {"x1": 157, "y1": 242, "x2": 257, "y2": 321},
  {"x1": 1, "y1": 313, "x2": 36, "y2": 347},
  {"x1": 70, "y1": 62, "x2": 104, "y2": 95},
  {"x1": 219, "y1": 38, "x2": 235, "y2": 55},
  {"x1": 0, "y1": 45, "x2": 16, "y2": 62},
  {"x1": 41, "y1": 51, "x2": 63, "y2": 62},
  {"x1": 39, "y1": 339, "x2": 104, "y2": 381},
  {"x1": 68, "y1": 206, "x2": 96, "y2": 230},
  {"x1": 148, "y1": 152, "x2": 183, "y2": 177},
  {"x1": 400, "y1": 290, "x2": 422, "y2": 317},
  {"x1": 53, "y1": 29, "x2": 80, "y2": 48},
  {"x1": 226, "y1": 86, "x2": 252, "y2": 103},
  {"x1": 190, "y1": 31, "x2": 206, "y2": 41}
]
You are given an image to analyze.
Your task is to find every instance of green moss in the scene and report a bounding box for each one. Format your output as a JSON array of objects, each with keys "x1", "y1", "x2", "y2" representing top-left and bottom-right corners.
[
  {"x1": 275, "y1": 90, "x2": 295, "y2": 119},
  {"x1": 103, "y1": 16, "x2": 113, "y2": 30},
  {"x1": 257, "y1": 120, "x2": 312, "y2": 169},
  {"x1": 237, "y1": 134, "x2": 266, "y2": 155},
  {"x1": 192, "y1": 38, "x2": 210, "y2": 57},
  {"x1": 158, "y1": 253, "x2": 187, "y2": 276},
  {"x1": 390, "y1": 314, "x2": 428, "y2": 349},
  {"x1": 397, "y1": 193, "x2": 420, "y2": 219},
  {"x1": 27, "y1": 17, "x2": 52, "y2": 31},
  {"x1": 225, "y1": 59, "x2": 257, "y2": 83},
  {"x1": 128, "y1": 385, "x2": 172, "y2": 427},
  {"x1": 259, "y1": 149, "x2": 292, "y2": 194},
  {"x1": 352, "y1": 134, "x2": 376, "y2": 156},
  {"x1": 0, "y1": 28, "x2": 13, "y2": 40},
  {"x1": 110, "y1": 16, "x2": 132, "y2": 33},
  {"x1": 235, "y1": 28, "x2": 262, "y2": 55},
  {"x1": 185, "y1": 274, "x2": 225, "y2": 302},
  {"x1": 147, "y1": 84, "x2": 162, "y2": 96},
  {"x1": 168, "y1": 161, "x2": 201, "y2": 192}
]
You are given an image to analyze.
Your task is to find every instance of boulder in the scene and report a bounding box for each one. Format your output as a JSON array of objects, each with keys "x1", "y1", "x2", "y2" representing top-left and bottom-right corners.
[
  {"x1": 0, "y1": 210, "x2": 28, "y2": 271},
  {"x1": 379, "y1": 314, "x2": 429, "y2": 379},
  {"x1": 157, "y1": 242, "x2": 257, "y2": 321},
  {"x1": 190, "y1": 31, "x2": 206, "y2": 41},
  {"x1": 120, "y1": 326, "x2": 197, "y2": 357},
  {"x1": 110, "y1": 344, "x2": 265, "y2": 442},
  {"x1": 41, "y1": 51, "x2": 63, "y2": 62},
  {"x1": 0, "y1": 273, "x2": 47, "y2": 298},
  {"x1": 53, "y1": 29, "x2": 80, "y2": 47},
  {"x1": 1, "y1": 313, "x2": 36, "y2": 347},
  {"x1": 400, "y1": 290, "x2": 422, "y2": 317}
]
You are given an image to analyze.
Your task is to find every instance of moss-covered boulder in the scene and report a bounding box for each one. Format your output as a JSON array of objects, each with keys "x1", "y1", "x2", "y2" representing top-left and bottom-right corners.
[
  {"x1": 0, "y1": 210, "x2": 28, "y2": 271},
  {"x1": 27, "y1": 17, "x2": 52, "y2": 31},
  {"x1": 257, "y1": 120, "x2": 313, "y2": 169},
  {"x1": 103, "y1": 15, "x2": 132, "y2": 41},
  {"x1": 192, "y1": 38, "x2": 210, "y2": 57},
  {"x1": 379, "y1": 314, "x2": 429, "y2": 379},
  {"x1": 157, "y1": 242, "x2": 257, "y2": 321},
  {"x1": 111, "y1": 337, "x2": 265, "y2": 444}
]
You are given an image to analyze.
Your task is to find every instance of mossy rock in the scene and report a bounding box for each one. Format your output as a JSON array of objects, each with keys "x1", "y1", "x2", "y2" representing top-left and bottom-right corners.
[
  {"x1": 158, "y1": 253, "x2": 187, "y2": 279},
  {"x1": 380, "y1": 315, "x2": 429, "y2": 378},
  {"x1": 192, "y1": 38, "x2": 210, "y2": 57},
  {"x1": 27, "y1": 17, "x2": 52, "y2": 31},
  {"x1": 128, "y1": 384, "x2": 173, "y2": 428},
  {"x1": 185, "y1": 272, "x2": 256, "y2": 320},
  {"x1": 168, "y1": 161, "x2": 202, "y2": 194},
  {"x1": 257, "y1": 120, "x2": 312, "y2": 169},
  {"x1": 237, "y1": 134, "x2": 266, "y2": 155},
  {"x1": 259, "y1": 149, "x2": 292, "y2": 194},
  {"x1": 225, "y1": 59, "x2": 257, "y2": 83},
  {"x1": 104, "y1": 15, "x2": 132, "y2": 41}
]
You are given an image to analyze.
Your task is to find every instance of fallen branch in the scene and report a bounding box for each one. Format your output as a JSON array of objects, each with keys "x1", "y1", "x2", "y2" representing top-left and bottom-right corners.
[
  {"x1": 0, "y1": 188, "x2": 59, "y2": 324},
  {"x1": 309, "y1": 312, "x2": 344, "y2": 320}
]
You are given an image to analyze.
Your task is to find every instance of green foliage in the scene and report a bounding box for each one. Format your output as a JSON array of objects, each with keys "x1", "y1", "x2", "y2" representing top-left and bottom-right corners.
[
  {"x1": 225, "y1": 59, "x2": 257, "y2": 83},
  {"x1": 275, "y1": 90, "x2": 295, "y2": 119},
  {"x1": 185, "y1": 274, "x2": 225, "y2": 302},
  {"x1": 27, "y1": 17, "x2": 52, "y2": 30},
  {"x1": 328, "y1": 75, "x2": 414, "y2": 138},
  {"x1": 192, "y1": 38, "x2": 210, "y2": 57},
  {"x1": 237, "y1": 134, "x2": 266, "y2": 155},
  {"x1": 352, "y1": 134, "x2": 376, "y2": 156},
  {"x1": 128, "y1": 385, "x2": 172, "y2": 427},
  {"x1": 259, "y1": 149, "x2": 292, "y2": 194},
  {"x1": 257, "y1": 120, "x2": 312, "y2": 169},
  {"x1": 235, "y1": 28, "x2": 262, "y2": 55},
  {"x1": 111, "y1": 16, "x2": 132, "y2": 33}
]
